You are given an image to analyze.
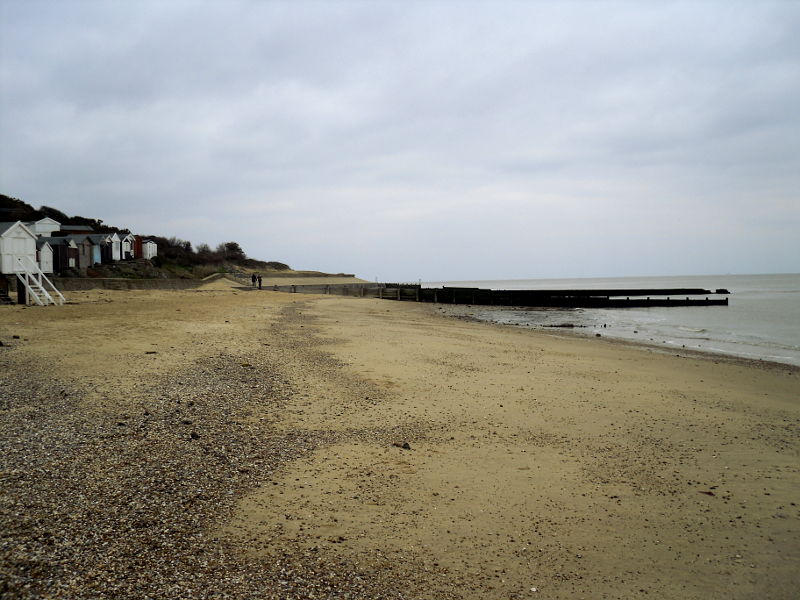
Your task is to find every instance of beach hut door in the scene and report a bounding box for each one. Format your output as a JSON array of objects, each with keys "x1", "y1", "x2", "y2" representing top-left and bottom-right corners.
[
  {"x1": 9, "y1": 237, "x2": 29, "y2": 272},
  {"x1": 39, "y1": 247, "x2": 54, "y2": 274}
]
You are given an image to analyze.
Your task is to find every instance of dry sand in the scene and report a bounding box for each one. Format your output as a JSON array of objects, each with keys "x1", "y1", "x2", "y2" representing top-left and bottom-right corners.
[{"x1": 1, "y1": 282, "x2": 798, "y2": 599}]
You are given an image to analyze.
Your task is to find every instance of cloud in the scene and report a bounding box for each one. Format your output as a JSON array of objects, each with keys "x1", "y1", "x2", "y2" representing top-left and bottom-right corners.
[{"x1": 1, "y1": 0, "x2": 798, "y2": 279}]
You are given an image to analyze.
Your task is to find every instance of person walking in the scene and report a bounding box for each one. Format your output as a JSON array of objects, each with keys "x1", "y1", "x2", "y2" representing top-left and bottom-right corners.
[
  {"x1": 257, "y1": 274, "x2": 262, "y2": 290},
  {"x1": 251, "y1": 273, "x2": 256, "y2": 287}
]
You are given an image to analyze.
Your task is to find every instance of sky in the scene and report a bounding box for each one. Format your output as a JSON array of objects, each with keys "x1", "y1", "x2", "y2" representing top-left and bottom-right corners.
[{"x1": 1, "y1": 0, "x2": 799, "y2": 281}]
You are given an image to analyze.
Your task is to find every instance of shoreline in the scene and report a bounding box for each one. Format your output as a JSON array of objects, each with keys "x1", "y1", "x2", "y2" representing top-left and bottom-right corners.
[
  {"x1": 2, "y1": 285, "x2": 799, "y2": 599},
  {"x1": 434, "y1": 303, "x2": 800, "y2": 372}
]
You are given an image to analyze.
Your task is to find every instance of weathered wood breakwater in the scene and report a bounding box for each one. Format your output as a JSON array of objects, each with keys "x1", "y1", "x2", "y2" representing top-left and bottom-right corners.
[{"x1": 266, "y1": 282, "x2": 730, "y2": 308}]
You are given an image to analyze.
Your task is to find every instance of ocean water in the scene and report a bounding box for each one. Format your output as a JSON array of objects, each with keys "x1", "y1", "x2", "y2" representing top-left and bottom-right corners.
[{"x1": 423, "y1": 274, "x2": 800, "y2": 367}]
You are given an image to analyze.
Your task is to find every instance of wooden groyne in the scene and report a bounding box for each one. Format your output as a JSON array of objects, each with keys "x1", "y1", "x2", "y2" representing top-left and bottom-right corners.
[
  {"x1": 417, "y1": 286, "x2": 728, "y2": 307},
  {"x1": 267, "y1": 283, "x2": 729, "y2": 308}
]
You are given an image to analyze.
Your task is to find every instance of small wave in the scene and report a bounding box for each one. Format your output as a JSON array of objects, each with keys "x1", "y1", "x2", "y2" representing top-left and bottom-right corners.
[{"x1": 678, "y1": 326, "x2": 708, "y2": 333}]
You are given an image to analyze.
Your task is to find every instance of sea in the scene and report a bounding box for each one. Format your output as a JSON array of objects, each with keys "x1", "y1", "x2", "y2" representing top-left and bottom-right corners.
[{"x1": 423, "y1": 273, "x2": 800, "y2": 367}]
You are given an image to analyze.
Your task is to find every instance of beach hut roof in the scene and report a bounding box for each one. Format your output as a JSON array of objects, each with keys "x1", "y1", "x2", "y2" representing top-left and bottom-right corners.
[
  {"x1": 59, "y1": 225, "x2": 95, "y2": 232},
  {"x1": 65, "y1": 234, "x2": 94, "y2": 245},
  {"x1": 0, "y1": 220, "x2": 37, "y2": 239},
  {"x1": 39, "y1": 236, "x2": 71, "y2": 247},
  {"x1": 48, "y1": 236, "x2": 78, "y2": 248},
  {"x1": 35, "y1": 238, "x2": 53, "y2": 250}
]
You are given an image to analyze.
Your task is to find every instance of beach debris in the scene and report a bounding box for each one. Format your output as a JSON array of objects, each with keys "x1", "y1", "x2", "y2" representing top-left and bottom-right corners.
[
  {"x1": 392, "y1": 441, "x2": 412, "y2": 450},
  {"x1": 12, "y1": 334, "x2": 20, "y2": 339},
  {"x1": 145, "y1": 350, "x2": 158, "y2": 354},
  {"x1": 699, "y1": 490, "x2": 716, "y2": 496},
  {"x1": 190, "y1": 431, "x2": 200, "y2": 440}
]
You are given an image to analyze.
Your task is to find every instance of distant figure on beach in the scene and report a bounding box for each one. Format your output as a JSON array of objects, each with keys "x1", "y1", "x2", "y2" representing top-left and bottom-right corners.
[
  {"x1": 257, "y1": 274, "x2": 262, "y2": 289},
  {"x1": 251, "y1": 273, "x2": 256, "y2": 287}
]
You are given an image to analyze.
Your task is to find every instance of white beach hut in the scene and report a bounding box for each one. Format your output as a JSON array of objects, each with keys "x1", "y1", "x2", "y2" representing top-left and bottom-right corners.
[
  {"x1": 0, "y1": 221, "x2": 64, "y2": 305},
  {"x1": 108, "y1": 232, "x2": 121, "y2": 261},
  {"x1": 36, "y1": 239, "x2": 54, "y2": 274},
  {"x1": 0, "y1": 221, "x2": 38, "y2": 274},
  {"x1": 142, "y1": 239, "x2": 157, "y2": 260},
  {"x1": 120, "y1": 232, "x2": 135, "y2": 259},
  {"x1": 26, "y1": 217, "x2": 61, "y2": 238}
]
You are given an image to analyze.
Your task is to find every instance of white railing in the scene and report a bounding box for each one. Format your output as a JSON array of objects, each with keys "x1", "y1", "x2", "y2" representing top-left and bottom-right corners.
[{"x1": 13, "y1": 255, "x2": 65, "y2": 306}]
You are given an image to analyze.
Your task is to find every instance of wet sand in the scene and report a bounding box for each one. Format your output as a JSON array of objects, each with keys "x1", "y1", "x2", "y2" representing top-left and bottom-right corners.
[{"x1": 2, "y1": 282, "x2": 798, "y2": 599}]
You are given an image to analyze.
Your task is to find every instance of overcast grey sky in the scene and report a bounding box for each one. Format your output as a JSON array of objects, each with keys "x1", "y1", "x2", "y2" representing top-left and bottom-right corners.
[{"x1": 1, "y1": 0, "x2": 798, "y2": 280}]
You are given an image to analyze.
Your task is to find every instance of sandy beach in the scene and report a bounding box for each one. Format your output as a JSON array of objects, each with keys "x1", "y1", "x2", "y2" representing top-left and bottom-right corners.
[{"x1": 2, "y1": 281, "x2": 798, "y2": 599}]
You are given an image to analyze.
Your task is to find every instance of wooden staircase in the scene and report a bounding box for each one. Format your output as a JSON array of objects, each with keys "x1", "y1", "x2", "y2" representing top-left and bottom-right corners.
[{"x1": 14, "y1": 256, "x2": 65, "y2": 306}]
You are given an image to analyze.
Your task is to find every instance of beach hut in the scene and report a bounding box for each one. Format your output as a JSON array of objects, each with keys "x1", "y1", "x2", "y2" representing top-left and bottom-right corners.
[
  {"x1": 68, "y1": 235, "x2": 95, "y2": 270},
  {"x1": 88, "y1": 234, "x2": 111, "y2": 264},
  {"x1": 36, "y1": 239, "x2": 54, "y2": 274},
  {"x1": 142, "y1": 239, "x2": 157, "y2": 260},
  {"x1": 88, "y1": 234, "x2": 112, "y2": 263},
  {"x1": 108, "y1": 232, "x2": 121, "y2": 261},
  {"x1": 43, "y1": 237, "x2": 79, "y2": 273},
  {"x1": 26, "y1": 217, "x2": 61, "y2": 238},
  {"x1": 0, "y1": 222, "x2": 64, "y2": 305},
  {"x1": 0, "y1": 221, "x2": 38, "y2": 274},
  {"x1": 120, "y1": 233, "x2": 135, "y2": 259},
  {"x1": 90, "y1": 238, "x2": 102, "y2": 265}
]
